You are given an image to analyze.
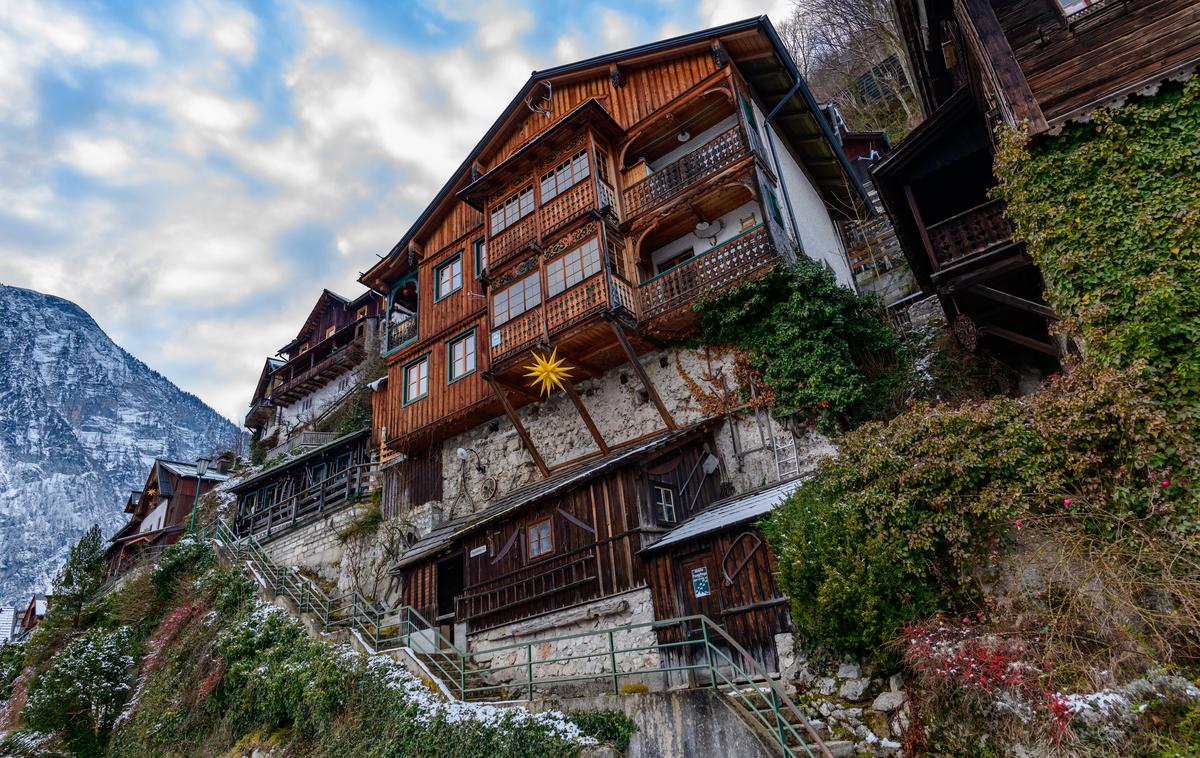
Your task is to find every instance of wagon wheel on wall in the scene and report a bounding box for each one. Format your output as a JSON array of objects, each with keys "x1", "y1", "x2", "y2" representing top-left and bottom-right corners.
[{"x1": 953, "y1": 313, "x2": 979, "y2": 352}]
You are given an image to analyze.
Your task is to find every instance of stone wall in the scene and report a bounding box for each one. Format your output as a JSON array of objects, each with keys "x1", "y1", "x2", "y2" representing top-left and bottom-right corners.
[
  {"x1": 467, "y1": 587, "x2": 662, "y2": 697},
  {"x1": 257, "y1": 504, "x2": 359, "y2": 580}
]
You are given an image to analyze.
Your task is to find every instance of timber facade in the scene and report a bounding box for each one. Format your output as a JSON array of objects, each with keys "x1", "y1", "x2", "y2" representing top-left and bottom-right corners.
[
  {"x1": 874, "y1": 0, "x2": 1200, "y2": 366},
  {"x1": 346, "y1": 17, "x2": 869, "y2": 677}
]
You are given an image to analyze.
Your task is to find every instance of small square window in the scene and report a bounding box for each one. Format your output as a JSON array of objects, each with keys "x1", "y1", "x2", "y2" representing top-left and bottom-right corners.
[
  {"x1": 325, "y1": 325, "x2": 336, "y2": 339},
  {"x1": 448, "y1": 331, "x2": 476, "y2": 382},
  {"x1": 435, "y1": 254, "x2": 464, "y2": 300},
  {"x1": 404, "y1": 356, "x2": 429, "y2": 404},
  {"x1": 654, "y1": 485, "x2": 677, "y2": 523},
  {"x1": 528, "y1": 519, "x2": 553, "y2": 559},
  {"x1": 355, "y1": 306, "x2": 368, "y2": 320}
]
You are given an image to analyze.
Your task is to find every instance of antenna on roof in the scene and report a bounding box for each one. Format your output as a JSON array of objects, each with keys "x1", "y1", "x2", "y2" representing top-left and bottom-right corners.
[{"x1": 525, "y1": 80, "x2": 552, "y2": 117}]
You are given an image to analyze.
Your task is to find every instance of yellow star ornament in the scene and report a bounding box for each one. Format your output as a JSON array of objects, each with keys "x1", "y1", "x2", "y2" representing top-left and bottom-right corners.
[{"x1": 524, "y1": 348, "x2": 573, "y2": 397}]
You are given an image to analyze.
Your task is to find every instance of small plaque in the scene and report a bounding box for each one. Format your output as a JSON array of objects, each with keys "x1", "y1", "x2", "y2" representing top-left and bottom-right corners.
[
  {"x1": 491, "y1": 331, "x2": 502, "y2": 348},
  {"x1": 691, "y1": 567, "x2": 711, "y2": 598},
  {"x1": 469, "y1": 545, "x2": 488, "y2": 558}
]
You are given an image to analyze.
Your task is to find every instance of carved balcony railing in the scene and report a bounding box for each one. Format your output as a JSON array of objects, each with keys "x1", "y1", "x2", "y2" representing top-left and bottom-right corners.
[
  {"x1": 638, "y1": 225, "x2": 778, "y2": 320},
  {"x1": 235, "y1": 463, "x2": 372, "y2": 538},
  {"x1": 545, "y1": 274, "x2": 608, "y2": 335},
  {"x1": 271, "y1": 327, "x2": 365, "y2": 405},
  {"x1": 489, "y1": 214, "x2": 540, "y2": 273},
  {"x1": 622, "y1": 125, "x2": 751, "y2": 220},
  {"x1": 540, "y1": 180, "x2": 596, "y2": 239},
  {"x1": 385, "y1": 315, "x2": 418, "y2": 354},
  {"x1": 926, "y1": 199, "x2": 1015, "y2": 269},
  {"x1": 491, "y1": 308, "x2": 543, "y2": 364}
]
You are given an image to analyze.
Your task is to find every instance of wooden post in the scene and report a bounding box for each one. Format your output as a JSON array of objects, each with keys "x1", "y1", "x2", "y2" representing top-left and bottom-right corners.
[
  {"x1": 484, "y1": 373, "x2": 550, "y2": 477},
  {"x1": 564, "y1": 381, "x2": 609, "y2": 454},
  {"x1": 609, "y1": 320, "x2": 677, "y2": 429},
  {"x1": 904, "y1": 184, "x2": 940, "y2": 272}
]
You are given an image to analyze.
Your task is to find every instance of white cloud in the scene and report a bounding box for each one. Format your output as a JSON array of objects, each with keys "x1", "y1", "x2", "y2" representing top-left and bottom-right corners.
[
  {"x1": 695, "y1": 0, "x2": 794, "y2": 27},
  {"x1": 61, "y1": 135, "x2": 133, "y2": 178},
  {"x1": 176, "y1": 0, "x2": 259, "y2": 63}
]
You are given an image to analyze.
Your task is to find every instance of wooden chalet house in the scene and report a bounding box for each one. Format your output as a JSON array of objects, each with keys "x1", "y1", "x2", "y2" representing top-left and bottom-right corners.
[
  {"x1": 13, "y1": 594, "x2": 49, "y2": 642},
  {"x1": 105, "y1": 460, "x2": 228, "y2": 577},
  {"x1": 244, "y1": 288, "x2": 382, "y2": 454},
  {"x1": 873, "y1": 0, "x2": 1200, "y2": 364},
  {"x1": 350, "y1": 17, "x2": 871, "y2": 678}
]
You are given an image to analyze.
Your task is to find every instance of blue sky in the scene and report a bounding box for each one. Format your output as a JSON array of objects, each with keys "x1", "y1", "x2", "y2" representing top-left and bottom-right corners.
[{"x1": 0, "y1": 0, "x2": 791, "y2": 421}]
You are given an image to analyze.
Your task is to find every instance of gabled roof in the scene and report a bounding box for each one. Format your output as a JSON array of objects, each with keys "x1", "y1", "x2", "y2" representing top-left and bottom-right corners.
[
  {"x1": 157, "y1": 459, "x2": 230, "y2": 482},
  {"x1": 230, "y1": 428, "x2": 370, "y2": 494},
  {"x1": 282, "y1": 289, "x2": 351, "y2": 353},
  {"x1": 361, "y1": 16, "x2": 869, "y2": 291},
  {"x1": 642, "y1": 476, "x2": 806, "y2": 553},
  {"x1": 393, "y1": 424, "x2": 708, "y2": 569}
]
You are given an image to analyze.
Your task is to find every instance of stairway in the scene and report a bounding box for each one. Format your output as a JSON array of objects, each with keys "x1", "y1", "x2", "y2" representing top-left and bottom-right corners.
[{"x1": 718, "y1": 683, "x2": 839, "y2": 758}]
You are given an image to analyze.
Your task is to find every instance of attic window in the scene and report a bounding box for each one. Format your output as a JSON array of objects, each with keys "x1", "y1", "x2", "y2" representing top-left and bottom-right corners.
[
  {"x1": 654, "y1": 485, "x2": 677, "y2": 523},
  {"x1": 355, "y1": 306, "x2": 368, "y2": 320},
  {"x1": 326, "y1": 325, "x2": 336, "y2": 339},
  {"x1": 527, "y1": 519, "x2": 553, "y2": 559}
]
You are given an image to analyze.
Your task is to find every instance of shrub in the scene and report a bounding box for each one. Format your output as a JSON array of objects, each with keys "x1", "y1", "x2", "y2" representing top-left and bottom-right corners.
[
  {"x1": 149, "y1": 540, "x2": 214, "y2": 600},
  {"x1": 21, "y1": 627, "x2": 134, "y2": 756},
  {"x1": 0, "y1": 640, "x2": 26, "y2": 701},
  {"x1": 692, "y1": 259, "x2": 904, "y2": 431},
  {"x1": 566, "y1": 709, "x2": 638, "y2": 752}
]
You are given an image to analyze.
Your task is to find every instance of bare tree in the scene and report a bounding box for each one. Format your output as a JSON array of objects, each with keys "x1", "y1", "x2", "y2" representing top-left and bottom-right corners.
[{"x1": 778, "y1": 0, "x2": 921, "y2": 138}]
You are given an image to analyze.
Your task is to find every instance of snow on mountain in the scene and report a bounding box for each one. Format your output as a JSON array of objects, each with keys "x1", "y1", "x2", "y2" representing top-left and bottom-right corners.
[{"x1": 0, "y1": 284, "x2": 242, "y2": 606}]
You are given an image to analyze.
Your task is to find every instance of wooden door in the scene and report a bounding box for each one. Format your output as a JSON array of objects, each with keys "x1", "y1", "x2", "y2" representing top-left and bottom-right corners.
[{"x1": 674, "y1": 553, "x2": 728, "y2": 685}]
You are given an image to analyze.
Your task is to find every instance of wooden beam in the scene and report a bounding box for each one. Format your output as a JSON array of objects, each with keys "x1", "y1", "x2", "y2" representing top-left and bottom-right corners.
[
  {"x1": 978, "y1": 325, "x2": 1060, "y2": 356},
  {"x1": 553, "y1": 347, "x2": 603, "y2": 381},
  {"x1": 484, "y1": 374, "x2": 550, "y2": 477},
  {"x1": 969, "y1": 285, "x2": 1058, "y2": 320},
  {"x1": 608, "y1": 320, "x2": 677, "y2": 430},
  {"x1": 904, "y1": 184, "x2": 940, "y2": 273},
  {"x1": 493, "y1": 374, "x2": 541, "y2": 404},
  {"x1": 937, "y1": 251, "x2": 1031, "y2": 293},
  {"x1": 956, "y1": 0, "x2": 1048, "y2": 133},
  {"x1": 564, "y1": 382, "x2": 610, "y2": 455}
]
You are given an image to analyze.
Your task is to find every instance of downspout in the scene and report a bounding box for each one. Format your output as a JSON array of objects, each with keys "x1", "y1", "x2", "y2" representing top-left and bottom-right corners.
[{"x1": 762, "y1": 80, "x2": 804, "y2": 254}]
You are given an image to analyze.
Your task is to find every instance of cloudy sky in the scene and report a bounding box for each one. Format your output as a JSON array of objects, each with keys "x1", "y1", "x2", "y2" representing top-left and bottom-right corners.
[{"x1": 0, "y1": 0, "x2": 791, "y2": 422}]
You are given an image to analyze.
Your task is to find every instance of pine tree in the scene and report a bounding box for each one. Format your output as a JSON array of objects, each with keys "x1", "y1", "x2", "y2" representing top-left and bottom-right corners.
[{"x1": 51, "y1": 524, "x2": 106, "y2": 626}]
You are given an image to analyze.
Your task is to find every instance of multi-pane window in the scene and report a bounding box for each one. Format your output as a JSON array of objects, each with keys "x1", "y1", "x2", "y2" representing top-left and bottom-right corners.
[
  {"x1": 528, "y1": 519, "x2": 553, "y2": 558},
  {"x1": 493, "y1": 273, "x2": 541, "y2": 325},
  {"x1": 473, "y1": 237, "x2": 486, "y2": 278},
  {"x1": 654, "y1": 485, "x2": 677, "y2": 523},
  {"x1": 539, "y1": 149, "x2": 590, "y2": 203},
  {"x1": 404, "y1": 356, "x2": 429, "y2": 404},
  {"x1": 448, "y1": 331, "x2": 476, "y2": 381},
  {"x1": 435, "y1": 254, "x2": 463, "y2": 300},
  {"x1": 546, "y1": 237, "x2": 602, "y2": 297},
  {"x1": 490, "y1": 186, "x2": 534, "y2": 235}
]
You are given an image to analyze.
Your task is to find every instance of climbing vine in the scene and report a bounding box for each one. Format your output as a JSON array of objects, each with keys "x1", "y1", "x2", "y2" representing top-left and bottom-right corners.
[{"x1": 691, "y1": 257, "x2": 904, "y2": 431}]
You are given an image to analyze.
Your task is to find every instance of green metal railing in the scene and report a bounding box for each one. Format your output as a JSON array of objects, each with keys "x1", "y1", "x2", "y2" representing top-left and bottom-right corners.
[{"x1": 199, "y1": 517, "x2": 829, "y2": 757}]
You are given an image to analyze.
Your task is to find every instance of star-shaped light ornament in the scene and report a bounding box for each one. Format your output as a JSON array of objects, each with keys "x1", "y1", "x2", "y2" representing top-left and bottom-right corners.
[{"x1": 524, "y1": 348, "x2": 573, "y2": 397}]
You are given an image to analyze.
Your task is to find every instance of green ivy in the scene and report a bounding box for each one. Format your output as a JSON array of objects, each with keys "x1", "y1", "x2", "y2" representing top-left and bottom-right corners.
[
  {"x1": 692, "y1": 258, "x2": 904, "y2": 431},
  {"x1": 993, "y1": 77, "x2": 1200, "y2": 407}
]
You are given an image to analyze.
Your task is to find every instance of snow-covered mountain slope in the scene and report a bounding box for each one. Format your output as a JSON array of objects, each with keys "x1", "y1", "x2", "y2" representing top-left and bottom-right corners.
[{"x1": 0, "y1": 284, "x2": 241, "y2": 606}]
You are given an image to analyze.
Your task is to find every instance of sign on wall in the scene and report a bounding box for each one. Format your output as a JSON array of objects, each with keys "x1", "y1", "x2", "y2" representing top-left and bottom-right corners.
[{"x1": 691, "y1": 567, "x2": 711, "y2": 598}]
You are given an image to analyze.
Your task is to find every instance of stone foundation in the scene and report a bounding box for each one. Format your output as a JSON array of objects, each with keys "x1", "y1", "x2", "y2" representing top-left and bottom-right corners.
[{"x1": 467, "y1": 587, "x2": 661, "y2": 697}]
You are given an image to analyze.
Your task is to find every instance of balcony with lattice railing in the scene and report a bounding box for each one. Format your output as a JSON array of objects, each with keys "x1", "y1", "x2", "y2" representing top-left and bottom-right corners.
[
  {"x1": 926, "y1": 199, "x2": 1016, "y2": 269},
  {"x1": 622, "y1": 125, "x2": 753, "y2": 220}
]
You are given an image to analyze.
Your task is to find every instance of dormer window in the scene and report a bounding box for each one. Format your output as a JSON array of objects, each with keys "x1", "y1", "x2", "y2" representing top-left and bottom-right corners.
[
  {"x1": 490, "y1": 186, "x2": 534, "y2": 235},
  {"x1": 540, "y1": 149, "x2": 590, "y2": 203}
]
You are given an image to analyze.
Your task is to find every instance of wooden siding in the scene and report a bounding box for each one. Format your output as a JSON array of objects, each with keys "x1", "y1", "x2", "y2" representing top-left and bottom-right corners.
[
  {"x1": 381, "y1": 446, "x2": 444, "y2": 519},
  {"x1": 994, "y1": 0, "x2": 1200, "y2": 124},
  {"x1": 647, "y1": 526, "x2": 791, "y2": 673}
]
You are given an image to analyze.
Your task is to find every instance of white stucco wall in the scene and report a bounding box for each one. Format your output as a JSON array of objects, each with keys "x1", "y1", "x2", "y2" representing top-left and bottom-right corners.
[
  {"x1": 139, "y1": 501, "x2": 167, "y2": 533},
  {"x1": 748, "y1": 100, "x2": 856, "y2": 289},
  {"x1": 643, "y1": 200, "x2": 763, "y2": 277},
  {"x1": 264, "y1": 364, "x2": 363, "y2": 441}
]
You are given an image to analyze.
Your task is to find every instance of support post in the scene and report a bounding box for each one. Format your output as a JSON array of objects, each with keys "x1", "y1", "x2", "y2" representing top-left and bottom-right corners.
[
  {"x1": 564, "y1": 382, "x2": 610, "y2": 454},
  {"x1": 608, "y1": 629, "x2": 619, "y2": 695},
  {"x1": 485, "y1": 373, "x2": 551, "y2": 477},
  {"x1": 609, "y1": 320, "x2": 677, "y2": 429}
]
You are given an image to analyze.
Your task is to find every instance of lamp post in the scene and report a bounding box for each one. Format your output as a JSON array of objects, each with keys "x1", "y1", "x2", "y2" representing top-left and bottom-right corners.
[{"x1": 189, "y1": 456, "x2": 212, "y2": 534}]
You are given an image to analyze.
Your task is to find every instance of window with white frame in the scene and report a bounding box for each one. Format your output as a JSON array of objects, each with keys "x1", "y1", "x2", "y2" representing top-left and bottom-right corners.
[
  {"x1": 527, "y1": 519, "x2": 553, "y2": 558},
  {"x1": 654, "y1": 485, "x2": 677, "y2": 523},
  {"x1": 539, "y1": 149, "x2": 590, "y2": 203},
  {"x1": 546, "y1": 237, "x2": 601, "y2": 297},
  {"x1": 448, "y1": 331, "x2": 476, "y2": 381},
  {"x1": 489, "y1": 186, "x2": 534, "y2": 235},
  {"x1": 435, "y1": 254, "x2": 464, "y2": 300},
  {"x1": 492, "y1": 272, "x2": 541, "y2": 325},
  {"x1": 404, "y1": 357, "x2": 429, "y2": 403}
]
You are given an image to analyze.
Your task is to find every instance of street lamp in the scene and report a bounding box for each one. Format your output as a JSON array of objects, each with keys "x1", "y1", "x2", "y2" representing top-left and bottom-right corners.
[{"x1": 189, "y1": 456, "x2": 212, "y2": 533}]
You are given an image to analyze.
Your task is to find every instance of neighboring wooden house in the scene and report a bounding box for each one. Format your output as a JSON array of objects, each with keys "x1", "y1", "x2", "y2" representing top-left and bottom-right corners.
[
  {"x1": 14, "y1": 594, "x2": 49, "y2": 641},
  {"x1": 872, "y1": 0, "x2": 1200, "y2": 365},
  {"x1": 230, "y1": 430, "x2": 372, "y2": 538},
  {"x1": 106, "y1": 460, "x2": 228, "y2": 577},
  {"x1": 244, "y1": 288, "x2": 383, "y2": 451},
  {"x1": 351, "y1": 17, "x2": 868, "y2": 679},
  {"x1": 0, "y1": 607, "x2": 16, "y2": 645}
]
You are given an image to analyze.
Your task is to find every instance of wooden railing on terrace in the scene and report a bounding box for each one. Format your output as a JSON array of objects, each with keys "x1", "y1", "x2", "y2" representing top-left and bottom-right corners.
[
  {"x1": 455, "y1": 548, "x2": 599, "y2": 626},
  {"x1": 235, "y1": 463, "x2": 371, "y2": 538},
  {"x1": 271, "y1": 324, "x2": 365, "y2": 404},
  {"x1": 638, "y1": 225, "x2": 779, "y2": 320},
  {"x1": 489, "y1": 180, "x2": 621, "y2": 274},
  {"x1": 926, "y1": 198, "x2": 1015, "y2": 269},
  {"x1": 622, "y1": 125, "x2": 752, "y2": 219},
  {"x1": 489, "y1": 214, "x2": 539, "y2": 272}
]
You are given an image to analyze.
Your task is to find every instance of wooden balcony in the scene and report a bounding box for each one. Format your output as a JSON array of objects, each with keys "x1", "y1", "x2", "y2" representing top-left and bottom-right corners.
[
  {"x1": 490, "y1": 271, "x2": 636, "y2": 368},
  {"x1": 235, "y1": 463, "x2": 371, "y2": 538},
  {"x1": 455, "y1": 548, "x2": 599, "y2": 629},
  {"x1": 638, "y1": 224, "x2": 779, "y2": 321},
  {"x1": 622, "y1": 125, "x2": 754, "y2": 220},
  {"x1": 488, "y1": 178, "x2": 621, "y2": 274},
  {"x1": 385, "y1": 315, "x2": 418, "y2": 354},
  {"x1": 271, "y1": 325, "x2": 365, "y2": 405},
  {"x1": 244, "y1": 397, "x2": 274, "y2": 430},
  {"x1": 926, "y1": 199, "x2": 1016, "y2": 269}
]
